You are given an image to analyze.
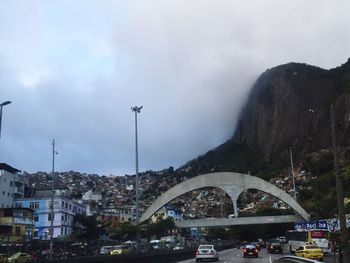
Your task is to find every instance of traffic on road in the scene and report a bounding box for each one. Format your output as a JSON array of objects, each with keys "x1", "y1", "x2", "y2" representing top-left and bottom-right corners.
[{"x1": 178, "y1": 242, "x2": 336, "y2": 263}]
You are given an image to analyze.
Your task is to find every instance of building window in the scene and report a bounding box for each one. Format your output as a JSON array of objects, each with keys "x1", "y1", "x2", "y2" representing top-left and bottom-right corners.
[
  {"x1": 2, "y1": 191, "x2": 4, "y2": 195},
  {"x1": 30, "y1": 202, "x2": 40, "y2": 209},
  {"x1": 62, "y1": 201, "x2": 64, "y2": 207},
  {"x1": 15, "y1": 226, "x2": 21, "y2": 236},
  {"x1": 69, "y1": 204, "x2": 72, "y2": 210},
  {"x1": 48, "y1": 213, "x2": 54, "y2": 221},
  {"x1": 34, "y1": 215, "x2": 39, "y2": 222}
]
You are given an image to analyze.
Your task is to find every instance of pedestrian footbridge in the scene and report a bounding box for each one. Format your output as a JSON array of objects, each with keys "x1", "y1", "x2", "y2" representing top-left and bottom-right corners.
[{"x1": 140, "y1": 172, "x2": 310, "y2": 228}]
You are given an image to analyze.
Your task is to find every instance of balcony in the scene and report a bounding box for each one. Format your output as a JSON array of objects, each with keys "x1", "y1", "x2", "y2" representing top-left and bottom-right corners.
[
  {"x1": 0, "y1": 217, "x2": 13, "y2": 225},
  {"x1": 13, "y1": 217, "x2": 34, "y2": 225},
  {"x1": 13, "y1": 186, "x2": 24, "y2": 195}
]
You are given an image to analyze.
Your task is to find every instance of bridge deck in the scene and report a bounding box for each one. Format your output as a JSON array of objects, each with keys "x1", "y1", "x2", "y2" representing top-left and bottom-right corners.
[{"x1": 175, "y1": 215, "x2": 304, "y2": 228}]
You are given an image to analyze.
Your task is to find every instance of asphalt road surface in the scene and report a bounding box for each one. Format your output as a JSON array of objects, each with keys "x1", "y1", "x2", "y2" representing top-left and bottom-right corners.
[{"x1": 177, "y1": 247, "x2": 337, "y2": 263}]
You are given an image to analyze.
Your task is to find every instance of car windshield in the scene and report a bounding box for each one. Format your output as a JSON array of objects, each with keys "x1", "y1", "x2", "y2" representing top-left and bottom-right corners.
[
  {"x1": 305, "y1": 246, "x2": 319, "y2": 249},
  {"x1": 246, "y1": 245, "x2": 256, "y2": 249},
  {"x1": 114, "y1": 245, "x2": 127, "y2": 249},
  {"x1": 200, "y1": 245, "x2": 213, "y2": 250}
]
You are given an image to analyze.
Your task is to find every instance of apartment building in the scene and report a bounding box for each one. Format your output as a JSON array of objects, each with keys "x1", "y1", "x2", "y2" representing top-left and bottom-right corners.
[
  {"x1": 0, "y1": 207, "x2": 35, "y2": 243},
  {"x1": 0, "y1": 163, "x2": 26, "y2": 208},
  {"x1": 14, "y1": 196, "x2": 86, "y2": 240}
]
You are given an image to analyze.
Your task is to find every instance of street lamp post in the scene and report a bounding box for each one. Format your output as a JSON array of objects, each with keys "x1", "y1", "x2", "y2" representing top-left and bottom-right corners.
[
  {"x1": 49, "y1": 139, "x2": 58, "y2": 260},
  {"x1": 131, "y1": 106, "x2": 142, "y2": 252},
  {"x1": 0, "y1": 101, "x2": 12, "y2": 142}
]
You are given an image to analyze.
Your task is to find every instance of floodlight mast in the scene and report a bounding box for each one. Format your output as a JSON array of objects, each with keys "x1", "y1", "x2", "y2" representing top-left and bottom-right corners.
[
  {"x1": 0, "y1": 101, "x2": 12, "y2": 142},
  {"x1": 131, "y1": 106, "x2": 142, "y2": 252}
]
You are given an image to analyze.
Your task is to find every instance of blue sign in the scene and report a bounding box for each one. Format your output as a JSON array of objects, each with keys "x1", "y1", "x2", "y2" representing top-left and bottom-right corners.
[{"x1": 294, "y1": 220, "x2": 328, "y2": 230}]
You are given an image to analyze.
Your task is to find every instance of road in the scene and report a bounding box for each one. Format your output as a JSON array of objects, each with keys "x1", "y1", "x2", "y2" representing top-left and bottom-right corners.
[{"x1": 177, "y1": 247, "x2": 337, "y2": 263}]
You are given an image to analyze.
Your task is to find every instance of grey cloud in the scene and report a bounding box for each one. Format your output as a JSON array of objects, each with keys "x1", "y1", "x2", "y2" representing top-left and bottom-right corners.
[{"x1": 1, "y1": 1, "x2": 350, "y2": 175}]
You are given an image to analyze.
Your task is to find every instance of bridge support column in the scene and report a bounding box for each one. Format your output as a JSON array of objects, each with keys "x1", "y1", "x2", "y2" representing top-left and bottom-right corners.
[
  {"x1": 220, "y1": 186, "x2": 243, "y2": 218},
  {"x1": 233, "y1": 199, "x2": 238, "y2": 218}
]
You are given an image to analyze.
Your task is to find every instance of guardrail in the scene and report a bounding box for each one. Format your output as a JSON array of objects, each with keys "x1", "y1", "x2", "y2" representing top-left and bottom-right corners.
[{"x1": 274, "y1": 255, "x2": 323, "y2": 263}]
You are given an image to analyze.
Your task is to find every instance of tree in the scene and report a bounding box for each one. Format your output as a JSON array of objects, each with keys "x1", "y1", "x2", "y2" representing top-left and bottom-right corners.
[
  {"x1": 109, "y1": 222, "x2": 137, "y2": 241},
  {"x1": 140, "y1": 217, "x2": 175, "y2": 239},
  {"x1": 72, "y1": 214, "x2": 106, "y2": 242}
]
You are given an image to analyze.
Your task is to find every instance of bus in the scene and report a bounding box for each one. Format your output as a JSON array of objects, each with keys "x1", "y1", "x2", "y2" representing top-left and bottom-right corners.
[{"x1": 286, "y1": 229, "x2": 331, "y2": 254}]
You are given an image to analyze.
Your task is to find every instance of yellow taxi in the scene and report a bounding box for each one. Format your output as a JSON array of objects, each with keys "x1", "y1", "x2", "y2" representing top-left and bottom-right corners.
[
  {"x1": 110, "y1": 245, "x2": 131, "y2": 255},
  {"x1": 8, "y1": 252, "x2": 32, "y2": 263},
  {"x1": 295, "y1": 244, "x2": 324, "y2": 261}
]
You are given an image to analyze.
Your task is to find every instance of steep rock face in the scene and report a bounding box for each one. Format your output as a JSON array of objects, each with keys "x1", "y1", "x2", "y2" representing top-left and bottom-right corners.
[{"x1": 233, "y1": 59, "x2": 350, "y2": 161}]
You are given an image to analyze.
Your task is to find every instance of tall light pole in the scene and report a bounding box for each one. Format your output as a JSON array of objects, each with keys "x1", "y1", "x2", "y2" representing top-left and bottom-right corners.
[
  {"x1": 289, "y1": 148, "x2": 297, "y2": 201},
  {"x1": 131, "y1": 106, "x2": 142, "y2": 251},
  {"x1": 0, "y1": 101, "x2": 12, "y2": 142},
  {"x1": 49, "y1": 139, "x2": 58, "y2": 260}
]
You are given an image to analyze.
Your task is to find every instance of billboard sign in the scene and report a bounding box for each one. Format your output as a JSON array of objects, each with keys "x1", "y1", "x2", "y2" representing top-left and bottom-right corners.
[{"x1": 294, "y1": 220, "x2": 328, "y2": 230}]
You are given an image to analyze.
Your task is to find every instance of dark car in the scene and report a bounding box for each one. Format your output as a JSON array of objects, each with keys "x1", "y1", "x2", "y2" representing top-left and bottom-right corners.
[
  {"x1": 267, "y1": 242, "x2": 283, "y2": 254},
  {"x1": 243, "y1": 245, "x2": 258, "y2": 258}
]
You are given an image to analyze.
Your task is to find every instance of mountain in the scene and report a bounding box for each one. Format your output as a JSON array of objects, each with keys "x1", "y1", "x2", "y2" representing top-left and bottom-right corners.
[
  {"x1": 179, "y1": 58, "x2": 350, "y2": 218},
  {"x1": 234, "y1": 59, "x2": 350, "y2": 161}
]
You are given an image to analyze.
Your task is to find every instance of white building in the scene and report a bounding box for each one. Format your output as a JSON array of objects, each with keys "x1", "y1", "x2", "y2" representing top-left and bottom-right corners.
[
  {"x1": 82, "y1": 189, "x2": 103, "y2": 216},
  {"x1": 0, "y1": 163, "x2": 26, "y2": 208}
]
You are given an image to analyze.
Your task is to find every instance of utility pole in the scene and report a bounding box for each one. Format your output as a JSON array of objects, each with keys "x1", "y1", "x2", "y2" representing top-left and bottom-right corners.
[
  {"x1": 49, "y1": 139, "x2": 57, "y2": 260},
  {"x1": 330, "y1": 104, "x2": 349, "y2": 263}
]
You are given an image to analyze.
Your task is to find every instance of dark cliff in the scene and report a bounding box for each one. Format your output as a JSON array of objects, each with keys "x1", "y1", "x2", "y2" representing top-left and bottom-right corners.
[{"x1": 234, "y1": 59, "x2": 350, "y2": 161}]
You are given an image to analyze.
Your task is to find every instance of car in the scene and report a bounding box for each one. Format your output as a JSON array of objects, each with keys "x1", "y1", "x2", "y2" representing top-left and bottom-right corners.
[
  {"x1": 251, "y1": 242, "x2": 261, "y2": 251},
  {"x1": 8, "y1": 252, "x2": 32, "y2": 263},
  {"x1": 278, "y1": 236, "x2": 287, "y2": 243},
  {"x1": 110, "y1": 245, "x2": 131, "y2": 255},
  {"x1": 195, "y1": 244, "x2": 219, "y2": 262},
  {"x1": 0, "y1": 254, "x2": 7, "y2": 263},
  {"x1": 267, "y1": 242, "x2": 283, "y2": 254},
  {"x1": 173, "y1": 245, "x2": 184, "y2": 250},
  {"x1": 243, "y1": 245, "x2": 258, "y2": 258},
  {"x1": 238, "y1": 241, "x2": 248, "y2": 249},
  {"x1": 295, "y1": 245, "x2": 324, "y2": 261}
]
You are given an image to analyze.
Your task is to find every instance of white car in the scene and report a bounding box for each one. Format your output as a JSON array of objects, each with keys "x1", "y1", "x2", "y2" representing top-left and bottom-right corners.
[{"x1": 195, "y1": 244, "x2": 219, "y2": 262}]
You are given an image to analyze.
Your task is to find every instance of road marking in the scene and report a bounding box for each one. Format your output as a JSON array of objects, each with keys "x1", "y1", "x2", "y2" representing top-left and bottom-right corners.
[{"x1": 269, "y1": 256, "x2": 272, "y2": 263}]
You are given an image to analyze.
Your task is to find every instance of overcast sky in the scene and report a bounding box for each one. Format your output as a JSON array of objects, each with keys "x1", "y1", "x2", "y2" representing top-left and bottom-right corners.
[{"x1": 0, "y1": 1, "x2": 349, "y2": 176}]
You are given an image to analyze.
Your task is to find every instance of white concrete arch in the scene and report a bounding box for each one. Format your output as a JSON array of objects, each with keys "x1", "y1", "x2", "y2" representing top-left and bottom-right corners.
[{"x1": 140, "y1": 172, "x2": 310, "y2": 224}]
